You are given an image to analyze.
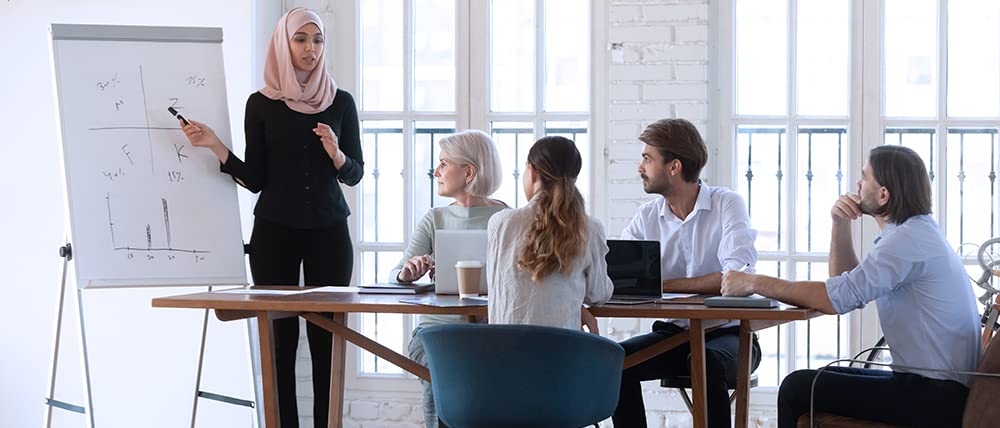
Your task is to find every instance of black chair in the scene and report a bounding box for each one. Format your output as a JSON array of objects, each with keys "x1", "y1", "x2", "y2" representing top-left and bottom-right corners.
[{"x1": 660, "y1": 373, "x2": 758, "y2": 414}]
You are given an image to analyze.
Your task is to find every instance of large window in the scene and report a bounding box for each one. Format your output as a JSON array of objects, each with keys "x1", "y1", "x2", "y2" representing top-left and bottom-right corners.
[
  {"x1": 721, "y1": 0, "x2": 1000, "y2": 388},
  {"x1": 351, "y1": 0, "x2": 591, "y2": 381},
  {"x1": 880, "y1": 0, "x2": 1000, "y2": 319},
  {"x1": 725, "y1": 0, "x2": 852, "y2": 387}
]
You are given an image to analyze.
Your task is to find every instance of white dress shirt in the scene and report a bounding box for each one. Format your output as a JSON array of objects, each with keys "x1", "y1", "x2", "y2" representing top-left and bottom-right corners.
[
  {"x1": 487, "y1": 199, "x2": 615, "y2": 331},
  {"x1": 622, "y1": 184, "x2": 758, "y2": 328}
]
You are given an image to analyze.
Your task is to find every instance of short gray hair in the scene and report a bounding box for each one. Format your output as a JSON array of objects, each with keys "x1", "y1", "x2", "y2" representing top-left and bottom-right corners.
[{"x1": 438, "y1": 130, "x2": 503, "y2": 197}]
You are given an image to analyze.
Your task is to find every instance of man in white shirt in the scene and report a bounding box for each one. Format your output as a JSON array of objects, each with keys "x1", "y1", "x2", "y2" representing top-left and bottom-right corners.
[{"x1": 613, "y1": 118, "x2": 759, "y2": 428}]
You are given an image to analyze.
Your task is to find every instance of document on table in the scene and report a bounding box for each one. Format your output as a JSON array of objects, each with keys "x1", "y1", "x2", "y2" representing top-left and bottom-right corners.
[
  {"x1": 660, "y1": 293, "x2": 698, "y2": 300},
  {"x1": 297, "y1": 286, "x2": 362, "y2": 293},
  {"x1": 215, "y1": 288, "x2": 313, "y2": 296},
  {"x1": 214, "y1": 286, "x2": 361, "y2": 295}
]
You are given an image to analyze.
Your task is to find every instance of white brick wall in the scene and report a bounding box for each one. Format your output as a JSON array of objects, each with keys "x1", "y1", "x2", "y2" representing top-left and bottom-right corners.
[
  {"x1": 280, "y1": 1, "x2": 780, "y2": 427},
  {"x1": 605, "y1": 0, "x2": 712, "y2": 237}
]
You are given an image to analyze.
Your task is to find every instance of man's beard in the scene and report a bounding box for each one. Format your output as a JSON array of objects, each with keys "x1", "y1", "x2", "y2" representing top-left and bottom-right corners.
[
  {"x1": 642, "y1": 174, "x2": 671, "y2": 195},
  {"x1": 858, "y1": 195, "x2": 880, "y2": 216}
]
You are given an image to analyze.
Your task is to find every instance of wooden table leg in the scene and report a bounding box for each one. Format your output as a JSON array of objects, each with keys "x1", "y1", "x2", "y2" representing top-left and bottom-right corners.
[
  {"x1": 689, "y1": 319, "x2": 708, "y2": 428},
  {"x1": 328, "y1": 312, "x2": 347, "y2": 428},
  {"x1": 734, "y1": 320, "x2": 753, "y2": 428},
  {"x1": 303, "y1": 313, "x2": 430, "y2": 381},
  {"x1": 256, "y1": 311, "x2": 280, "y2": 428}
]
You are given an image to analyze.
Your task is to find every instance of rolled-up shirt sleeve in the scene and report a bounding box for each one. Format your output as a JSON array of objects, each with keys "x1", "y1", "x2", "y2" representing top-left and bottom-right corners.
[
  {"x1": 718, "y1": 193, "x2": 758, "y2": 272},
  {"x1": 824, "y1": 238, "x2": 913, "y2": 314}
]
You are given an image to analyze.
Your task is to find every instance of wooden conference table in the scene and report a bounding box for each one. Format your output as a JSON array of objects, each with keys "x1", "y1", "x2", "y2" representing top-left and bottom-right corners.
[{"x1": 152, "y1": 288, "x2": 822, "y2": 428}]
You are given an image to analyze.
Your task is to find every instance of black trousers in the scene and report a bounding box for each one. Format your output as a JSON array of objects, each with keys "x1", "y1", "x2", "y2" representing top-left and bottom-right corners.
[
  {"x1": 249, "y1": 217, "x2": 353, "y2": 428},
  {"x1": 613, "y1": 322, "x2": 761, "y2": 428},
  {"x1": 778, "y1": 367, "x2": 968, "y2": 428}
]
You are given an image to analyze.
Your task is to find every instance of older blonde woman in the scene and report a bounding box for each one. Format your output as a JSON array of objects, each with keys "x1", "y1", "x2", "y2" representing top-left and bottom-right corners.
[{"x1": 392, "y1": 129, "x2": 506, "y2": 428}]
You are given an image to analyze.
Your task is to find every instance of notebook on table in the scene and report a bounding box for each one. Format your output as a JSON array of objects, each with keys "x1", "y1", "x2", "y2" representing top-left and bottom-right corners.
[
  {"x1": 358, "y1": 282, "x2": 434, "y2": 294},
  {"x1": 703, "y1": 295, "x2": 779, "y2": 308}
]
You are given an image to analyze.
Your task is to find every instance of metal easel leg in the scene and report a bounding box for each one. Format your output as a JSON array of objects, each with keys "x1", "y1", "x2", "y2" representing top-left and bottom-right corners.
[
  {"x1": 190, "y1": 287, "x2": 212, "y2": 428},
  {"x1": 248, "y1": 317, "x2": 265, "y2": 428},
  {"x1": 45, "y1": 245, "x2": 75, "y2": 427},
  {"x1": 189, "y1": 285, "x2": 259, "y2": 428},
  {"x1": 77, "y1": 287, "x2": 97, "y2": 428},
  {"x1": 45, "y1": 243, "x2": 95, "y2": 427}
]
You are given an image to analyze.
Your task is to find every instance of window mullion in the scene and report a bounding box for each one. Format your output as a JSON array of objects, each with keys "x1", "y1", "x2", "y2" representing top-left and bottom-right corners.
[
  {"x1": 535, "y1": 0, "x2": 545, "y2": 140},
  {"x1": 457, "y1": 0, "x2": 471, "y2": 131},
  {"x1": 784, "y1": 0, "x2": 799, "y2": 377},
  {"x1": 403, "y1": 120, "x2": 414, "y2": 241},
  {"x1": 402, "y1": 0, "x2": 416, "y2": 364},
  {"x1": 716, "y1": 0, "x2": 735, "y2": 188},
  {"x1": 470, "y1": 0, "x2": 488, "y2": 131},
  {"x1": 787, "y1": 0, "x2": 798, "y2": 266},
  {"x1": 404, "y1": 0, "x2": 414, "y2": 114},
  {"x1": 936, "y1": 0, "x2": 949, "y2": 229},
  {"x1": 853, "y1": 0, "x2": 885, "y2": 360},
  {"x1": 402, "y1": 0, "x2": 415, "y2": 243}
]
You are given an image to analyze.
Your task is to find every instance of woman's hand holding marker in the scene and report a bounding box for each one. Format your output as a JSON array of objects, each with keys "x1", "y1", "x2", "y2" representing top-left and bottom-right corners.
[{"x1": 176, "y1": 110, "x2": 229, "y2": 163}]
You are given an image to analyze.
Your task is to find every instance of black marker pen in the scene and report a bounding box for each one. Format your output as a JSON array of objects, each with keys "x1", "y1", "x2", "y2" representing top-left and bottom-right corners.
[{"x1": 167, "y1": 106, "x2": 190, "y2": 126}]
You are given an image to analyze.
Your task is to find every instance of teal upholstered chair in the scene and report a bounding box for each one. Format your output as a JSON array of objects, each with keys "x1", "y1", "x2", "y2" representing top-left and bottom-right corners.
[{"x1": 419, "y1": 323, "x2": 625, "y2": 428}]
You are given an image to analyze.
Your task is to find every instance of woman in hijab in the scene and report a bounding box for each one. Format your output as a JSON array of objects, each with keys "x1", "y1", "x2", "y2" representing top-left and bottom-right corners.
[{"x1": 179, "y1": 8, "x2": 363, "y2": 428}]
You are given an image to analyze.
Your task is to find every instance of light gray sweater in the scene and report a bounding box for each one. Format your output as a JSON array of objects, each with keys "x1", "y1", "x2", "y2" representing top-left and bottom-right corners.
[{"x1": 391, "y1": 204, "x2": 508, "y2": 328}]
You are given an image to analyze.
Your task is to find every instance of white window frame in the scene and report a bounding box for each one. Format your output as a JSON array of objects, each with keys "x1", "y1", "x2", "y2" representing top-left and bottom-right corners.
[
  {"x1": 873, "y1": 0, "x2": 1000, "y2": 253},
  {"x1": 472, "y1": 1, "x2": 599, "y2": 212},
  {"x1": 870, "y1": 0, "x2": 1000, "y2": 330},
  {"x1": 331, "y1": 0, "x2": 604, "y2": 392},
  {"x1": 713, "y1": 0, "x2": 873, "y2": 397},
  {"x1": 716, "y1": 0, "x2": 1000, "y2": 398}
]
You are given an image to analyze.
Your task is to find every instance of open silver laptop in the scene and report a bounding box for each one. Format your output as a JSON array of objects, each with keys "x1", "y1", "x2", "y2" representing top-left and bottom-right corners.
[
  {"x1": 606, "y1": 240, "x2": 662, "y2": 305},
  {"x1": 433, "y1": 230, "x2": 489, "y2": 295}
]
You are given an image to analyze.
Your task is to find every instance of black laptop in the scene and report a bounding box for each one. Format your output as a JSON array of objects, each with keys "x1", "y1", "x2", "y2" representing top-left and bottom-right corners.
[{"x1": 605, "y1": 240, "x2": 661, "y2": 305}]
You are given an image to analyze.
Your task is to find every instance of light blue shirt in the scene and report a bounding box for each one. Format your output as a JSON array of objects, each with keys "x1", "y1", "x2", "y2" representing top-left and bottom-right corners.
[
  {"x1": 622, "y1": 184, "x2": 758, "y2": 328},
  {"x1": 825, "y1": 215, "x2": 982, "y2": 385}
]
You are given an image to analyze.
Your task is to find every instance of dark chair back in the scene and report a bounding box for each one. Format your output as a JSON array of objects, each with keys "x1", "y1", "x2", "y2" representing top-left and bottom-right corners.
[
  {"x1": 963, "y1": 332, "x2": 1000, "y2": 427},
  {"x1": 420, "y1": 323, "x2": 625, "y2": 428}
]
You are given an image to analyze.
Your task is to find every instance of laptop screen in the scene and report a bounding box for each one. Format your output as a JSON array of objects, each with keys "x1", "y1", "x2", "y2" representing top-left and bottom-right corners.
[
  {"x1": 606, "y1": 240, "x2": 661, "y2": 298},
  {"x1": 433, "y1": 230, "x2": 489, "y2": 295}
]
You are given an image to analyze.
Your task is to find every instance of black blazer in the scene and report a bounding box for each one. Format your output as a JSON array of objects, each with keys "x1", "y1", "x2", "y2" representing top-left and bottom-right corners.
[{"x1": 220, "y1": 89, "x2": 364, "y2": 228}]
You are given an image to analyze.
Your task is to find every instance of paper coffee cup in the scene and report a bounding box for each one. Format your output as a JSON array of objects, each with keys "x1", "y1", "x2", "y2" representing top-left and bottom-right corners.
[{"x1": 455, "y1": 260, "x2": 483, "y2": 297}]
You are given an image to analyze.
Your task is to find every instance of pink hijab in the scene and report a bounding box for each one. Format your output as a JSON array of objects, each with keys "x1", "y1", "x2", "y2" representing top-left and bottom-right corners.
[{"x1": 260, "y1": 8, "x2": 337, "y2": 114}]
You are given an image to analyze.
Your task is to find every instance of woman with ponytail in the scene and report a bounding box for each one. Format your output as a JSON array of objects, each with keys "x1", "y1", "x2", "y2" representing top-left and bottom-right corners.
[{"x1": 486, "y1": 136, "x2": 613, "y2": 331}]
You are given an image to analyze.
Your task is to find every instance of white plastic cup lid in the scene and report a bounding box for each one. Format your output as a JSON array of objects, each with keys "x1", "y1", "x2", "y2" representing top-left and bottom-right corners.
[{"x1": 455, "y1": 260, "x2": 483, "y2": 268}]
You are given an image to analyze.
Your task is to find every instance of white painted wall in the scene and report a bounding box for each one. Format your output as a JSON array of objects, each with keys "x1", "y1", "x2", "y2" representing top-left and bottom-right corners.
[{"x1": 0, "y1": 1, "x2": 257, "y2": 427}]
